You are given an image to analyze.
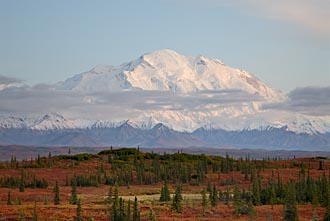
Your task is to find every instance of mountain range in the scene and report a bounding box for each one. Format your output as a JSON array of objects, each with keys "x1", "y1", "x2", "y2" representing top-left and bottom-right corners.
[{"x1": 0, "y1": 49, "x2": 329, "y2": 150}]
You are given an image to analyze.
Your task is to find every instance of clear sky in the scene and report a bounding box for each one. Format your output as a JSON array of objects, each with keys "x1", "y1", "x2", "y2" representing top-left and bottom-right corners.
[{"x1": 0, "y1": 0, "x2": 329, "y2": 92}]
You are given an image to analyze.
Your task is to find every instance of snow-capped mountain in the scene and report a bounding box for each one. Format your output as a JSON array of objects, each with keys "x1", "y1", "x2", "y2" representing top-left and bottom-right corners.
[
  {"x1": 0, "y1": 113, "x2": 329, "y2": 150},
  {"x1": 0, "y1": 113, "x2": 79, "y2": 130},
  {"x1": 0, "y1": 116, "x2": 28, "y2": 129},
  {"x1": 58, "y1": 49, "x2": 283, "y2": 101},
  {"x1": 0, "y1": 49, "x2": 329, "y2": 150},
  {"x1": 1, "y1": 112, "x2": 329, "y2": 135}
]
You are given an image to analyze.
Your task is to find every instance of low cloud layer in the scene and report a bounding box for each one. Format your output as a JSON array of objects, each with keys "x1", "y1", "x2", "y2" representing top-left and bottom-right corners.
[
  {"x1": 0, "y1": 75, "x2": 23, "y2": 84},
  {"x1": 263, "y1": 86, "x2": 330, "y2": 116},
  {"x1": 0, "y1": 83, "x2": 263, "y2": 120},
  {"x1": 1, "y1": 75, "x2": 329, "y2": 120}
]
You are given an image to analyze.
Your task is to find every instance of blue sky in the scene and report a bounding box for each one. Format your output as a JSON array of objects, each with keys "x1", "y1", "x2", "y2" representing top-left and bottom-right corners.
[{"x1": 0, "y1": 0, "x2": 329, "y2": 92}]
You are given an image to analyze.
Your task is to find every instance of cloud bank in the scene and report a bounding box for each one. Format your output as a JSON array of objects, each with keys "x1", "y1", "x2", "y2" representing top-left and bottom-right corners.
[
  {"x1": 0, "y1": 82, "x2": 262, "y2": 120},
  {"x1": 263, "y1": 86, "x2": 330, "y2": 116},
  {"x1": 0, "y1": 75, "x2": 22, "y2": 84},
  {"x1": 0, "y1": 75, "x2": 329, "y2": 123}
]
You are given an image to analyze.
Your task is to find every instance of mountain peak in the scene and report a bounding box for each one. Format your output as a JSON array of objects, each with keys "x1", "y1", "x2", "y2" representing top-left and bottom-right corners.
[
  {"x1": 58, "y1": 49, "x2": 283, "y2": 100},
  {"x1": 145, "y1": 49, "x2": 180, "y2": 57},
  {"x1": 31, "y1": 113, "x2": 76, "y2": 130},
  {"x1": 41, "y1": 113, "x2": 65, "y2": 121},
  {"x1": 153, "y1": 123, "x2": 170, "y2": 131}
]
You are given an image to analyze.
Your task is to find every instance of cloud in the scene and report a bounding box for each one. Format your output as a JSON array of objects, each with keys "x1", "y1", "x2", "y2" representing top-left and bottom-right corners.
[
  {"x1": 263, "y1": 86, "x2": 330, "y2": 116},
  {"x1": 0, "y1": 84, "x2": 262, "y2": 120},
  {"x1": 186, "y1": 0, "x2": 329, "y2": 37},
  {"x1": 0, "y1": 75, "x2": 23, "y2": 84},
  {"x1": 244, "y1": 0, "x2": 330, "y2": 36}
]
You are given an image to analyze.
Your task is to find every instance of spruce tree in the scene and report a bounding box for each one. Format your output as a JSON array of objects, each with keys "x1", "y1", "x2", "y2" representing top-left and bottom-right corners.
[
  {"x1": 53, "y1": 181, "x2": 60, "y2": 205},
  {"x1": 119, "y1": 197, "x2": 125, "y2": 221},
  {"x1": 106, "y1": 186, "x2": 113, "y2": 204},
  {"x1": 225, "y1": 188, "x2": 230, "y2": 206},
  {"x1": 159, "y1": 181, "x2": 171, "y2": 202},
  {"x1": 19, "y1": 170, "x2": 25, "y2": 192},
  {"x1": 252, "y1": 178, "x2": 261, "y2": 206},
  {"x1": 127, "y1": 199, "x2": 131, "y2": 221},
  {"x1": 33, "y1": 201, "x2": 38, "y2": 221},
  {"x1": 70, "y1": 177, "x2": 78, "y2": 205},
  {"x1": 7, "y1": 192, "x2": 12, "y2": 205},
  {"x1": 270, "y1": 185, "x2": 276, "y2": 208},
  {"x1": 207, "y1": 179, "x2": 212, "y2": 192},
  {"x1": 148, "y1": 207, "x2": 157, "y2": 221},
  {"x1": 76, "y1": 199, "x2": 82, "y2": 221},
  {"x1": 133, "y1": 196, "x2": 140, "y2": 221},
  {"x1": 201, "y1": 188, "x2": 208, "y2": 216},
  {"x1": 233, "y1": 184, "x2": 241, "y2": 214},
  {"x1": 324, "y1": 204, "x2": 330, "y2": 221},
  {"x1": 324, "y1": 185, "x2": 330, "y2": 221},
  {"x1": 283, "y1": 182, "x2": 299, "y2": 221},
  {"x1": 171, "y1": 184, "x2": 183, "y2": 213},
  {"x1": 110, "y1": 188, "x2": 119, "y2": 221},
  {"x1": 18, "y1": 209, "x2": 25, "y2": 221},
  {"x1": 318, "y1": 161, "x2": 324, "y2": 170},
  {"x1": 210, "y1": 184, "x2": 218, "y2": 207}
]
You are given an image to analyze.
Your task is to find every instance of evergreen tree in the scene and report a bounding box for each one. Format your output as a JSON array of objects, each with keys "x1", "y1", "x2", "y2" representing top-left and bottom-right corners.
[
  {"x1": 110, "y1": 187, "x2": 119, "y2": 221},
  {"x1": 148, "y1": 207, "x2": 157, "y2": 221},
  {"x1": 233, "y1": 184, "x2": 241, "y2": 214},
  {"x1": 133, "y1": 196, "x2": 140, "y2": 221},
  {"x1": 127, "y1": 199, "x2": 131, "y2": 221},
  {"x1": 324, "y1": 185, "x2": 330, "y2": 221},
  {"x1": 119, "y1": 197, "x2": 125, "y2": 221},
  {"x1": 88, "y1": 215, "x2": 94, "y2": 221},
  {"x1": 19, "y1": 170, "x2": 25, "y2": 192},
  {"x1": 318, "y1": 161, "x2": 324, "y2": 170},
  {"x1": 70, "y1": 177, "x2": 78, "y2": 205},
  {"x1": 106, "y1": 186, "x2": 113, "y2": 204},
  {"x1": 283, "y1": 182, "x2": 299, "y2": 221},
  {"x1": 207, "y1": 179, "x2": 212, "y2": 192},
  {"x1": 252, "y1": 178, "x2": 261, "y2": 206},
  {"x1": 159, "y1": 181, "x2": 171, "y2": 202},
  {"x1": 201, "y1": 188, "x2": 208, "y2": 216},
  {"x1": 320, "y1": 173, "x2": 329, "y2": 207},
  {"x1": 171, "y1": 184, "x2": 183, "y2": 213},
  {"x1": 76, "y1": 199, "x2": 82, "y2": 221},
  {"x1": 18, "y1": 209, "x2": 25, "y2": 221},
  {"x1": 7, "y1": 192, "x2": 12, "y2": 205},
  {"x1": 225, "y1": 188, "x2": 230, "y2": 206},
  {"x1": 33, "y1": 201, "x2": 38, "y2": 221},
  {"x1": 209, "y1": 184, "x2": 218, "y2": 207},
  {"x1": 53, "y1": 181, "x2": 60, "y2": 205},
  {"x1": 270, "y1": 185, "x2": 276, "y2": 208},
  {"x1": 324, "y1": 203, "x2": 330, "y2": 221},
  {"x1": 37, "y1": 154, "x2": 41, "y2": 166}
]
